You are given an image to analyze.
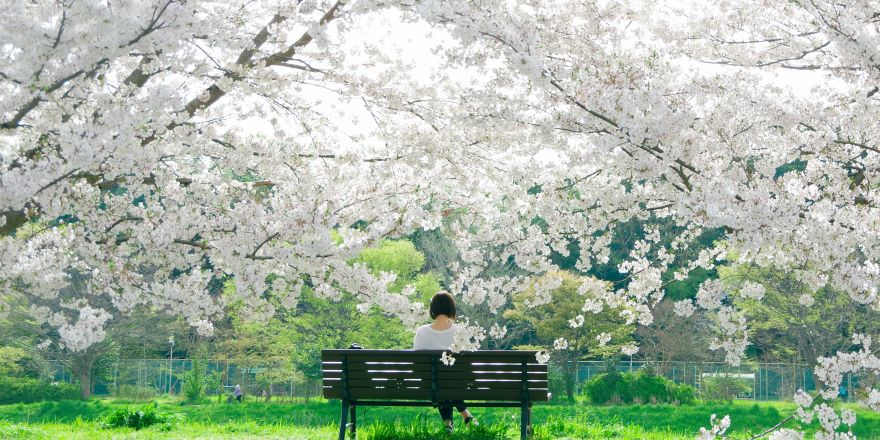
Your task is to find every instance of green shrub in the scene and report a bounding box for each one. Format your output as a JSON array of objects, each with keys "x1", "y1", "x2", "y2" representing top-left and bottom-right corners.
[
  {"x1": 547, "y1": 364, "x2": 571, "y2": 402},
  {"x1": 0, "y1": 376, "x2": 80, "y2": 404},
  {"x1": 582, "y1": 371, "x2": 628, "y2": 404},
  {"x1": 630, "y1": 371, "x2": 670, "y2": 403},
  {"x1": 701, "y1": 375, "x2": 752, "y2": 402},
  {"x1": 669, "y1": 382, "x2": 697, "y2": 404},
  {"x1": 110, "y1": 384, "x2": 158, "y2": 401},
  {"x1": 102, "y1": 402, "x2": 178, "y2": 430},
  {"x1": 181, "y1": 358, "x2": 208, "y2": 402},
  {"x1": 582, "y1": 370, "x2": 695, "y2": 405}
]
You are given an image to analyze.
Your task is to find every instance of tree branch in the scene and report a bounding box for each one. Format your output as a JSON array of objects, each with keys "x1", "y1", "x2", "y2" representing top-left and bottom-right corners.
[
  {"x1": 1, "y1": 68, "x2": 87, "y2": 129},
  {"x1": 173, "y1": 238, "x2": 210, "y2": 250},
  {"x1": 736, "y1": 414, "x2": 796, "y2": 440},
  {"x1": 834, "y1": 139, "x2": 880, "y2": 154},
  {"x1": 105, "y1": 216, "x2": 144, "y2": 233},
  {"x1": 554, "y1": 169, "x2": 601, "y2": 191},
  {"x1": 245, "y1": 232, "x2": 279, "y2": 260},
  {"x1": 180, "y1": 0, "x2": 345, "y2": 119}
]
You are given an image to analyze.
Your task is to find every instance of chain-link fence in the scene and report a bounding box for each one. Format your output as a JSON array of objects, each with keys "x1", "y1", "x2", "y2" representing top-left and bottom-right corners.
[
  {"x1": 45, "y1": 358, "x2": 865, "y2": 402},
  {"x1": 575, "y1": 361, "x2": 866, "y2": 402},
  {"x1": 45, "y1": 359, "x2": 323, "y2": 401}
]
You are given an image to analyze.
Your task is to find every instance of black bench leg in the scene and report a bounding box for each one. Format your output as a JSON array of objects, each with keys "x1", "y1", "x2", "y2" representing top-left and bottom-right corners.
[
  {"x1": 527, "y1": 402, "x2": 533, "y2": 437},
  {"x1": 520, "y1": 403, "x2": 528, "y2": 440},
  {"x1": 350, "y1": 404, "x2": 357, "y2": 438},
  {"x1": 339, "y1": 400, "x2": 349, "y2": 440}
]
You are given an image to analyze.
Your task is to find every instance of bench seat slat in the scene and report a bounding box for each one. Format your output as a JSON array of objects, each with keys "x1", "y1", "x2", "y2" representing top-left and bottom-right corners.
[
  {"x1": 324, "y1": 370, "x2": 431, "y2": 380},
  {"x1": 323, "y1": 367, "x2": 548, "y2": 377},
  {"x1": 324, "y1": 378, "x2": 549, "y2": 390},
  {"x1": 322, "y1": 350, "x2": 540, "y2": 364},
  {"x1": 325, "y1": 371, "x2": 548, "y2": 381},
  {"x1": 323, "y1": 360, "x2": 547, "y2": 366},
  {"x1": 322, "y1": 362, "x2": 548, "y2": 373},
  {"x1": 323, "y1": 387, "x2": 548, "y2": 401},
  {"x1": 324, "y1": 360, "x2": 541, "y2": 364}
]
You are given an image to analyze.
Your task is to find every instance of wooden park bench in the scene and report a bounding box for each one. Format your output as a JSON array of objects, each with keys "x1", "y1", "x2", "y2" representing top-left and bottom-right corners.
[{"x1": 322, "y1": 349, "x2": 548, "y2": 439}]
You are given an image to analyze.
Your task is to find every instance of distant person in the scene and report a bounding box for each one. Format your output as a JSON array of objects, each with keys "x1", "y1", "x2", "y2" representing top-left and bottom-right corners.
[
  {"x1": 413, "y1": 291, "x2": 478, "y2": 433},
  {"x1": 234, "y1": 384, "x2": 242, "y2": 403}
]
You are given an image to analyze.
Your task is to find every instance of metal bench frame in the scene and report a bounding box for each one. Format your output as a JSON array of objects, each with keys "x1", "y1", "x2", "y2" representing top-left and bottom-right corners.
[{"x1": 322, "y1": 349, "x2": 548, "y2": 440}]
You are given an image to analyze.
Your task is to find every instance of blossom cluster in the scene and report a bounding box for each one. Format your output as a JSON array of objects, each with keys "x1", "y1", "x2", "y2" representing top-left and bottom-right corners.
[
  {"x1": 697, "y1": 414, "x2": 730, "y2": 440},
  {"x1": 785, "y1": 334, "x2": 875, "y2": 438}
]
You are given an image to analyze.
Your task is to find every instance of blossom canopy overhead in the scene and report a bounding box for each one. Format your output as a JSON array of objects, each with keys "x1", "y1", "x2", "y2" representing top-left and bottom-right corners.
[{"x1": 1, "y1": 0, "x2": 879, "y2": 435}]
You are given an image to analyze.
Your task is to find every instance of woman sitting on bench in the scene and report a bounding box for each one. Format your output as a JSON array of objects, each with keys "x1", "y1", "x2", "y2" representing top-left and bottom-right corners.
[{"x1": 413, "y1": 291, "x2": 479, "y2": 433}]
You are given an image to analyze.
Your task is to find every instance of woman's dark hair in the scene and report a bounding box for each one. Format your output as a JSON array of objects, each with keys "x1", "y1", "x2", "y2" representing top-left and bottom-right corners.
[{"x1": 429, "y1": 291, "x2": 457, "y2": 319}]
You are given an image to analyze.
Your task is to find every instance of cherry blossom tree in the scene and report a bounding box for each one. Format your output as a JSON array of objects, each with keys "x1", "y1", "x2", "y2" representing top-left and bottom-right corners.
[{"x1": 1, "y1": 0, "x2": 879, "y2": 436}]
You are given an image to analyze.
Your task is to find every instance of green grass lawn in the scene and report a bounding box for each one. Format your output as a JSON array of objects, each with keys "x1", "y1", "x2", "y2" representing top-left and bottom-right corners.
[{"x1": 0, "y1": 398, "x2": 878, "y2": 439}]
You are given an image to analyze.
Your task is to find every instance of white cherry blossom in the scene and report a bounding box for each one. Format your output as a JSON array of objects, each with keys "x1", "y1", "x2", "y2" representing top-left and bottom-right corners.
[
  {"x1": 799, "y1": 294, "x2": 816, "y2": 307},
  {"x1": 553, "y1": 338, "x2": 568, "y2": 350},
  {"x1": 535, "y1": 350, "x2": 550, "y2": 364},
  {"x1": 489, "y1": 323, "x2": 507, "y2": 340},
  {"x1": 621, "y1": 343, "x2": 639, "y2": 357},
  {"x1": 673, "y1": 300, "x2": 696, "y2": 318}
]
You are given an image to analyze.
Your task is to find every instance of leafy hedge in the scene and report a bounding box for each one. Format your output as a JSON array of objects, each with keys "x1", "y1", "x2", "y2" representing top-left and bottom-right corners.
[
  {"x1": 0, "y1": 376, "x2": 80, "y2": 404},
  {"x1": 582, "y1": 370, "x2": 695, "y2": 405},
  {"x1": 103, "y1": 402, "x2": 178, "y2": 430},
  {"x1": 701, "y1": 375, "x2": 752, "y2": 402}
]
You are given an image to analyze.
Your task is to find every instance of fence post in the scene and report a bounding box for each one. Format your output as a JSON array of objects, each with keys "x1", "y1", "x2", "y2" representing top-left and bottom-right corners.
[
  {"x1": 780, "y1": 367, "x2": 784, "y2": 400},
  {"x1": 763, "y1": 368, "x2": 767, "y2": 400},
  {"x1": 753, "y1": 371, "x2": 757, "y2": 401},
  {"x1": 848, "y1": 374, "x2": 852, "y2": 402}
]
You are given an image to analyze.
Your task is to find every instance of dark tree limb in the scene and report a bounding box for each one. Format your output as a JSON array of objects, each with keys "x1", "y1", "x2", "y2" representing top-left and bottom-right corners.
[{"x1": 246, "y1": 232, "x2": 280, "y2": 260}]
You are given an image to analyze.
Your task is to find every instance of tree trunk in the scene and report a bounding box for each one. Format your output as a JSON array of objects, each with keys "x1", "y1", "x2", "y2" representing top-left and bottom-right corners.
[
  {"x1": 564, "y1": 359, "x2": 576, "y2": 401},
  {"x1": 75, "y1": 364, "x2": 92, "y2": 399},
  {"x1": 66, "y1": 346, "x2": 101, "y2": 400}
]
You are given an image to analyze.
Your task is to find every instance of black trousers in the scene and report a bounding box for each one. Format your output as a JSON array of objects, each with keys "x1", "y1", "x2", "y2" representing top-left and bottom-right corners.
[{"x1": 438, "y1": 400, "x2": 467, "y2": 421}]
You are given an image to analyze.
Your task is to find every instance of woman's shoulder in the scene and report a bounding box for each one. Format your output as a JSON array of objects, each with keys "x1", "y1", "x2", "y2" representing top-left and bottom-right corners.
[{"x1": 417, "y1": 323, "x2": 457, "y2": 333}]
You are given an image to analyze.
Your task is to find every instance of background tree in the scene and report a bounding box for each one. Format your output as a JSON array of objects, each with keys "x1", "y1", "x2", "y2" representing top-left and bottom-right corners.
[
  {"x1": 722, "y1": 264, "x2": 880, "y2": 368},
  {"x1": 213, "y1": 238, "x2": 440, "y2": 398},
  {"x1": 635, "y1": 300, "x2": 718, "y2": 368},
  {"x1": 505, "y1": 271, "x2": 635, "y2": 400}
]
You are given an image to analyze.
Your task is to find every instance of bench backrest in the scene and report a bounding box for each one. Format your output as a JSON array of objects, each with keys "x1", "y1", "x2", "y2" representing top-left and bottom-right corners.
[{"x1": 322, "y1": 350, "x2": 548, "y2": 402}]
